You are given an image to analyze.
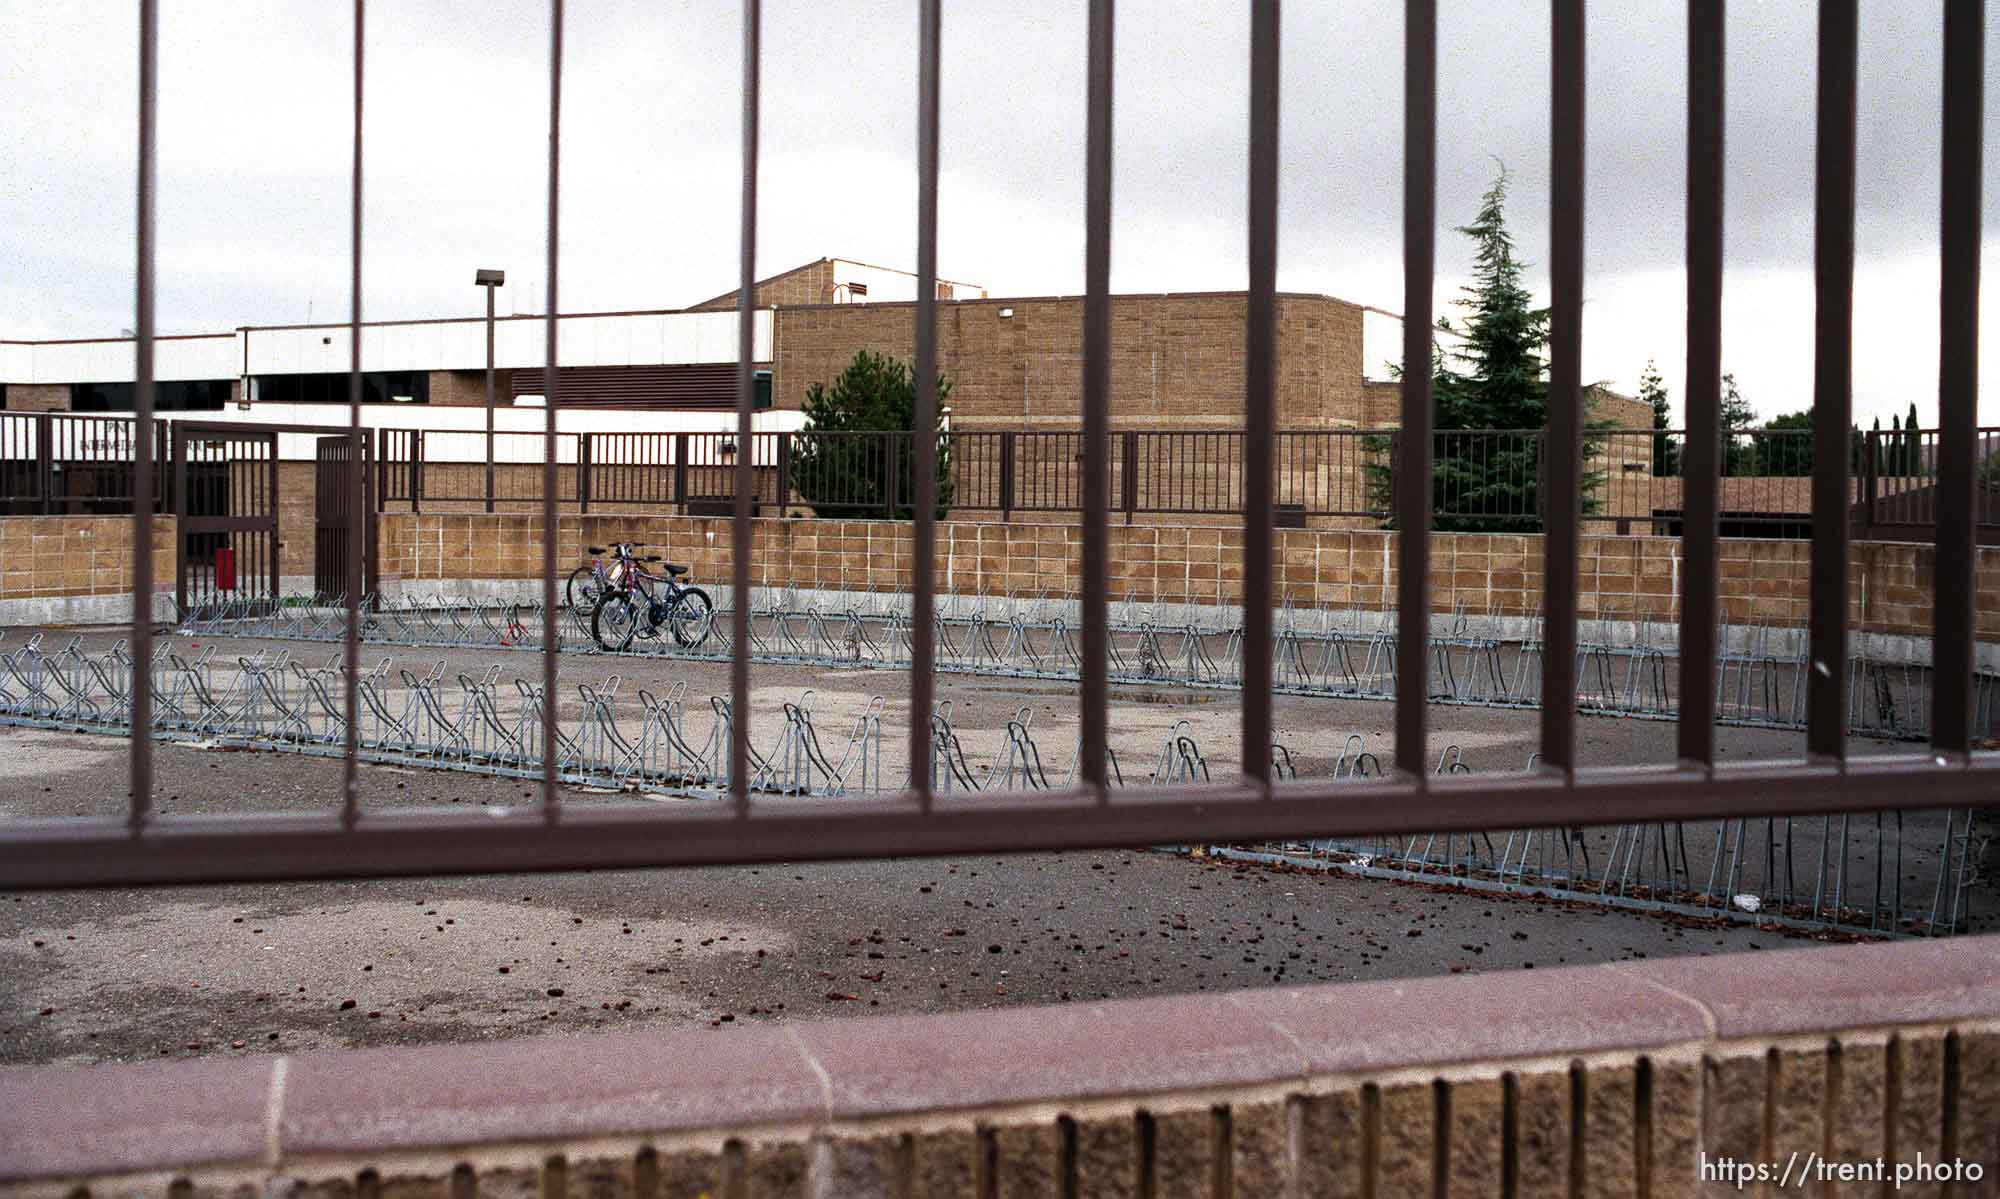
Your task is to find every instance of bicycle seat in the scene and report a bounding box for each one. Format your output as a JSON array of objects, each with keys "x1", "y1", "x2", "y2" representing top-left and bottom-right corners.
[
  {"x1": 662, "y1": 562, "x2": 690, "y2": 577},
  {"x1": 587, "y1": 546, "x2": 606, "y2": 555}
]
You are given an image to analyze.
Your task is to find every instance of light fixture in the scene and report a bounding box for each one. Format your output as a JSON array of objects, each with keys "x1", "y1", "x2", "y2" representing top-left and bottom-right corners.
[
  {"x1": 998, "y1": 307, "x2": 1014, "y2": 318},
  {"x1": 474, "y1": 268, "x2": 506, "y2": 286}
]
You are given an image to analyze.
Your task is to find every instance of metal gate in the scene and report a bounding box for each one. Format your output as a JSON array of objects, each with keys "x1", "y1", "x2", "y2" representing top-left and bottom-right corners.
[
  {"x1": 314, "y1": 432, "x2": 377, "y2": 599},
  {"x1": 173, "y1": 422, "x2": 280, "y2": 613}
]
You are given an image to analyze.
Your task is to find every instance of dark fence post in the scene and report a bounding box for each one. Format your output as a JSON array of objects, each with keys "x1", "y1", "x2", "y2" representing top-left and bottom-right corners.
[
  {"x1": 1862, "y1": 429, "x2": 1878, "y2": 527},
  {"x1": 412, "y1": 429, "x2": 424, "y2": 514},
  {"x1": 1120, "y1": 430, "x2": 1139, "y2": 521},
  {"x1": 578, "y1": 432, "x2": 592, "y2": 514},
  {"x1": 673, "y1": 432, "x2": 690, "y2": 513},
  {"x1": 999, "y1": 430, "x2": 1016, "y2": 520},
  {"x1": 776, "y1": 431, "x2": 792, "y2": 513},
  {"x1": 885, "y1": 432, "x2": 901, "y2": 518},
  {"x1": 35, "y1": 412, "x2": 54, "y2": 515}
]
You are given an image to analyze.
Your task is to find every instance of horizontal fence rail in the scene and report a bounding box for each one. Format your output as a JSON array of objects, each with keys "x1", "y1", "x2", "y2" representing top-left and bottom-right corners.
[
  {"x1": 0, "y1": 0, "x2": 1993, "y2": 895},
  {"x1": 6, "y1": 414, "x2": 1996, "y2": 534}
]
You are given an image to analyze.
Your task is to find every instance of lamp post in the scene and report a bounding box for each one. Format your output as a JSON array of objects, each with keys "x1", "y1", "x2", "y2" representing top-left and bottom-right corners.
[{"x1": 475, "y1": 269, "x2": 505, "y2": 512}]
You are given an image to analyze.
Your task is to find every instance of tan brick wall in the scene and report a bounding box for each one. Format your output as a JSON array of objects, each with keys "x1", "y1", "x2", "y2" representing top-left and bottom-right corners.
[
  {"x1": 427, "y1": 369, "x2": 497, "y2": 407},
  {"x1": 3, "y1": 384, "x2": 69, "y2": 413},
  {"x1": 0, "y1": 515, "x2": 175, "y2": 600},
  {"x1": 378, "y1": 513, "x2": 2000, "y2": 642},
  {"x1": 694, "y1": 259, "x2": 838, "y2": 311},
  {"x1": 772, "y1": 292, "x2": 1369, "y2": 431}
]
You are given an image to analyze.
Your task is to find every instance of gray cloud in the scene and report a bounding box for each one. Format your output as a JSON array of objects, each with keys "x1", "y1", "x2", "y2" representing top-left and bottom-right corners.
[{"x1": 3, "y1": 0, "x2": 1996, "y2": 425}]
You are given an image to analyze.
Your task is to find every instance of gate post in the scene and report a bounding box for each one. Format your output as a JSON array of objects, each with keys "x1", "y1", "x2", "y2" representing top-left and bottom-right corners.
[
  {"x1": 999, "y1": 431, "x2": 1016, "y2": 520},
  {"x1": 34, "y1": 412, "x2": 53, "y2": 515},
  {"x1": 171, "y1": 426, "x2": 188, "y2": 615},
  {"x1": 674, "y1": 433, "x2": 690, "y2": 513},
  {"x1": 1121, "y1": 431, "x2": 1139, "y2": 522},
  {"x1": 776, "y1": 432, "x2": 793, "y2": 513},
  {"x1": 578, "y1": 433, "x2": 593, "y2": 514},
  {"x1": 412, "y1": 429, "x2": 425, "y2": 515}
]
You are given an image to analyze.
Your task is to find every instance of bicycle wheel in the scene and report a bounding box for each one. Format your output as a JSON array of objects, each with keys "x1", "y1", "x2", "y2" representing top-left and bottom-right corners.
[
  {"x1": 591, "y1": 593, "x2": 640, "y2": 652},
  {"x1": 565, "y1": 565, "x2": 601, "y2": 611},
  {"x1": 667, "y1": 587, "x2": 713, "y2": 648}
]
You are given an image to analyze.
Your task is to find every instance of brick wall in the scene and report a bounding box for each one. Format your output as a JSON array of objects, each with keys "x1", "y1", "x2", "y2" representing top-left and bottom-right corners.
[
  {"x1": 0, "y1": 515, "x2": 175, "y2": 600},
  {"x1": 427, "y1": 369, "x2": 495, "y2": 407},
  {"x1": 695, "y1": 259, "x2": 838, "y2": 310},
  {"x1": 772, "y1": 293, "x2": 1368, "y2": 432},
  {"x1": 4, "y1": 938, "x2": 1995, "y2": 1197},
  {"x1": 2, "y1": 384, "x2": 68, "y2": 413},
  {"x1": 378, "y1": 513, "x2": 2000, "y2": 641}
]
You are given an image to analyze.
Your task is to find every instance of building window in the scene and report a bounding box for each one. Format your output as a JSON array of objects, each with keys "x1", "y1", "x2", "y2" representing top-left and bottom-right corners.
[
  {"x1": 69, "y1": 380, "x2": 230, "y2": 411},
  {"x1": 254, "y1": 371, "x2": 429, "y2": 406}
]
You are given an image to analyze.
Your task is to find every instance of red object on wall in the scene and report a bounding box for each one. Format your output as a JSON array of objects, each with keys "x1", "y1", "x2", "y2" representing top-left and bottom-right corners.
[{"x1": 215, "y1": 546, "x2": 237, "y2": 592}]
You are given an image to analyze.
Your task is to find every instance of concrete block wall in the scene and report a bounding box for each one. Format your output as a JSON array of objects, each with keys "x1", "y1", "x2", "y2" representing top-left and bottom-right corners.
[
  {"x1": 3, "y1": 938, "x2": 1995, "y2": 1197},
  {"x1": 0, "y1": 515, "x2": 177, "y2": 625},
  {"x1": 377, "y1": 513, "x2": 2000, "y2": 644},
  {"x1": 771, "y1": 293, "x2": 1368, "y2": 431}
]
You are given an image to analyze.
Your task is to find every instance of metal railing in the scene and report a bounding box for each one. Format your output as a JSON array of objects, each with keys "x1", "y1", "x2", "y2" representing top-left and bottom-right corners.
[
  {"x1": 0, "y1": 411, "x2": 170, "y2": 515},
  {"x1": 1, "y1": 0, "x2": 1993, "y2": 892}
]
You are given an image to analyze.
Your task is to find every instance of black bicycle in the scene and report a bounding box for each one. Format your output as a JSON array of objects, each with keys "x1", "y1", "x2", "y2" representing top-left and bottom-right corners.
[{"x1": 589, "y1": 546, "x2": 713, "y2": 651}]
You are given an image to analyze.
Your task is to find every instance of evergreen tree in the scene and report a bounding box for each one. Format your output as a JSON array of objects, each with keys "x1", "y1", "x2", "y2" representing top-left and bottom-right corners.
[
  {"x1": 1719, "y1": 372, "x2": 1756, "y2": 475},
  {"x1": 1890, "y1": 414, "x2": 1905, "y2": 476},
  {"x1": 1368, "y1": 165, "x2": 1602, "y2": 531},
  {"x1": 1758, "y1": 410, "x2": 1815, "y2": 476},
  {"x1": 1905, "y1": 401, "x2": 1923, "y2": 476},
  {"x1": 791, "y1": 350, "x2": 954, "y2": 520},
  {"x1": 1870, "y1": 416, "x2": 1884, "y2": 474},
  {"x1": 1640, "y1": 359, "x2": 1678, "y2": 477}
]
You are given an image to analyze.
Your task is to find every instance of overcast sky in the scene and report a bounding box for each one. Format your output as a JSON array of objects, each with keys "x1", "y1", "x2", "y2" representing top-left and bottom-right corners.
[{"x1": 3, "y1": 1, "x2": 1997, "y2": 427}]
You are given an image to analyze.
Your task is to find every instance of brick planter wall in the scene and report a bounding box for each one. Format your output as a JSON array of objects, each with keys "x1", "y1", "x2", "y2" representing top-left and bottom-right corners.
[
  {"x1": 3, "y1": 938, "x2": 1995, "y2": 1197},
  {"x1": 0, "y1": 515, "x2": 176, "y2": 624},
  {"x1": 378, "y1": 512, "x2": 2000, "y2": 643}
]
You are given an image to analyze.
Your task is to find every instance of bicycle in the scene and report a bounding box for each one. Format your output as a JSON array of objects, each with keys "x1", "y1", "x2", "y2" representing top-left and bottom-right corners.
[
  {"x1": 565, "y1": 545, "x2": 627, "y2": 612},
  {"x1": 589, "y1": 545, "x2": 714, "y2": 652}
]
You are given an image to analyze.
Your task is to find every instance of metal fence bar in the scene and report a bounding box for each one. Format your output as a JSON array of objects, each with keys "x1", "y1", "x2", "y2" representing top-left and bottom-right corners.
[
  {"x1": 1080, "y1": 0, "x2": 1113, "y2": 800},
  {"x1": 9, "y1": 758, "x2": 1996, "y2": 890},
  {"x1": 1933, "y1": 0, "x2": 1982, "y2": 756},
  {"x1": 909, "y1": 0, "x2": 940, "y2": 810},
  {"x1": 1241, "y1": 0, "x2": 1278, "y2": 790},
  {"x1": 1542, "y1": 0, "x2": 1584, "y2": 773},
  {"x1": 343, "y1": 0, "x2": 365, "y2": 829},
  {"x1": 541, "y1": 0, "x2": 564, "y2": 822},
  {"x1": 1810, "y1": 0, "x2": 1857, "y2": 761},
  {"x1": 128, "y1": 0, "x2": 158, "y2": 833},
  {"x1": 1396, "y1": 0, "x2": 1435, "y2": 780},
  {"x1": 731, "y1": 0, "x2": 760, "y2": 818},
  {"x1": 1679, "y1": 0, "x2": 1723, "y2": 768}
]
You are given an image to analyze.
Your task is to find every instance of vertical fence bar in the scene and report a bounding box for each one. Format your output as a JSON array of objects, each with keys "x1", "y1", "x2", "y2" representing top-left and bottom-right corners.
[
  {"x1": 1809, "y1": 0, "x2": 1857, "y2": 761},
  {"x1": 1934, "y1": 0, "x2": 1982, "y2": 755},
  {"x1": 485, "y1": 285, "x2": 497, "y2": 514},
  {"x1": 128, "y1": 0, "x2": 157, "y2": 831},
  {"x1": 541, "y1": 0, "x2": 563, "y2": 821},
  {"x1": 1678, "y1": 0, "x2": 1723, "y2": 768},
  {"x1": 343, "y1": 0, "x2": 365, "y2": 829},
  {"x1": 909, "y1": 0, "x2": 941, "y2": 809},
  {"x1": 1081, "y1": 0, "x2": 1113, "y2": 799},
  {"x1": 1395, "y1": 0, "x2": 1435, "y2": 780},
  {"x1": 1542, "y1": 0, "x2": 1584, "y2": 773},
  {"x1": 732, "y1": 0, "x2": 760, "y2": 817},
  {"x1": 1241, "y1": 0, "x2": 1278, "y2": 789}
]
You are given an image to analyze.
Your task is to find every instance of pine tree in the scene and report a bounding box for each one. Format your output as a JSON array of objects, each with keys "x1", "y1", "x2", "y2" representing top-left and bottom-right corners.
[
  {"x1": 1905, "y1": 401, "x2": 1923, "y2": 476},
  {"x1": 791, "y1": 350, "x2": 954, "y2": 520},
  {"x1": 1368, "y1": 165, "x2": 1602, "y2": 532},
  {"x1": 1640, "y1": 359, "x2": 1678, "y2": 477},
  {"x1": 1719, "y1": 372, "x2": 1756, "y2": 475}
]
